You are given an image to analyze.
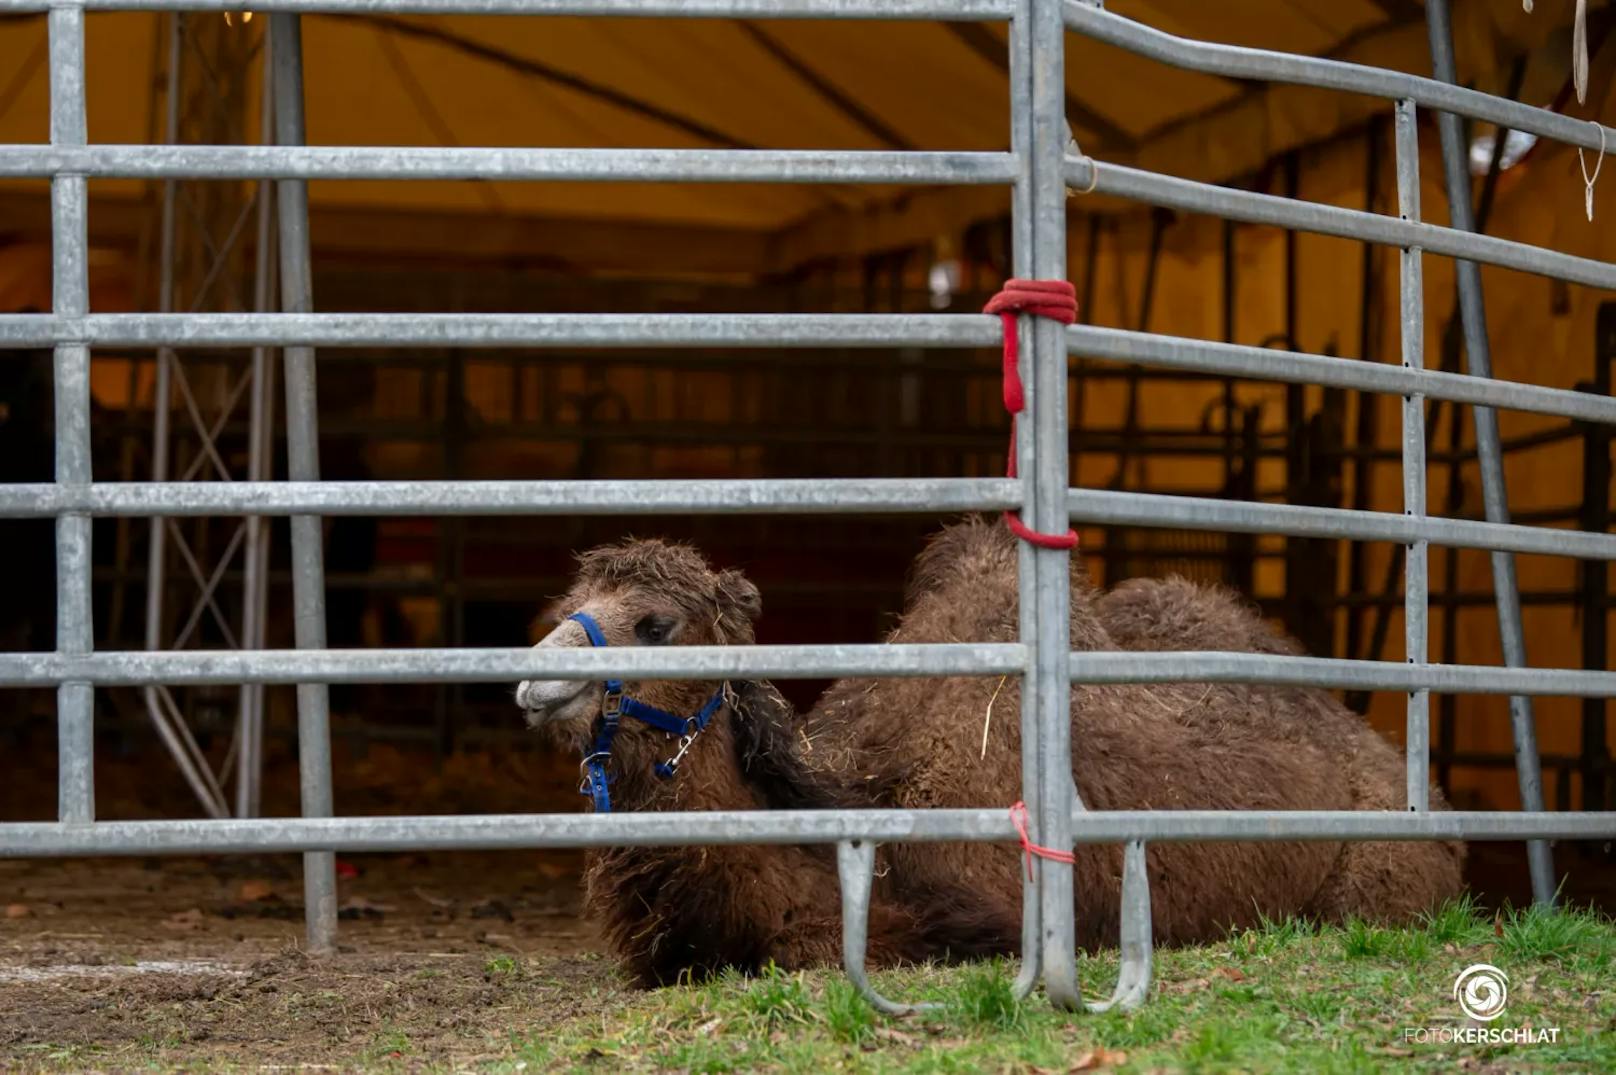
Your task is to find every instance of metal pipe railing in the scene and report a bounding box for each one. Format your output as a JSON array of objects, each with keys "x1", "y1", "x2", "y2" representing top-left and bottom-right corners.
[
  {"x1": 270, "y1": 10, "x2": 340, "y2": 954},
  {"x1": 4, "y1": 646, "x2": 1616, "y2": 697},
  {"x1": 1063, "y1": 158, "x2": 1616, "y2": 291},
  {"x1": 1, "y1": 809, "x2": 1610, "y2": 859},
  {"x1": 9, "y1": 0, "x2": 1616, "y2": 1011},
  {"x1": 2, "y1": 481, "x2": 1612, "y2": 562},
  {"x1": 0, "y1": 146, "x2": 1021, "y2": 184},
  {"x1": 47, "y1": 2, "x2": 95, "y2": 826},
  {"x1": 1424, "y1": 0, "x2": 1555, "y2": 907},
  {"x1": 1395, "y1": 97, "x2": 1431, "y2": 815},
  {"x1": 1063, "y1": 0, "x2": 1615, "y2": 154},
  {"x1": 0, "y1": 0, "x2": 1015, "y2": 17},
  {"x1": 5, "y1": 315, "x2": 1612, "y2": 429}
]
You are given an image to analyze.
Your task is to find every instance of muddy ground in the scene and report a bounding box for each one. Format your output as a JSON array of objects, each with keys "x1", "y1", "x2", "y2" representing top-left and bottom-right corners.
[
  {"x1": 0, "y1": 737, "x2": 619, "y2": 1072},
  {"x1": 0, "y1": 851, "x2": 611, "y2": 1072}
]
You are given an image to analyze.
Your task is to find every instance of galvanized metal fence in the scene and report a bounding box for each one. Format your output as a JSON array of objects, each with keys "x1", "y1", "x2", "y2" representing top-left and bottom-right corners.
[{"x1": 2, "y1": 0, "x2": 1615, "y2": 1011}]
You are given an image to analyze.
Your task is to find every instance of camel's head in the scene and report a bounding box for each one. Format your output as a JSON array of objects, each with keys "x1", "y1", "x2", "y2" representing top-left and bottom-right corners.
[{"x1": 515, "y1": 538, "x2": 762, "y2": 760}]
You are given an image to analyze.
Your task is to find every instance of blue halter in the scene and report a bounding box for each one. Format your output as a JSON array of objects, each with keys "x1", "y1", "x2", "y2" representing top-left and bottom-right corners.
[{"x1": 568, "y1": 611, "x2": 726, "y2": 813}]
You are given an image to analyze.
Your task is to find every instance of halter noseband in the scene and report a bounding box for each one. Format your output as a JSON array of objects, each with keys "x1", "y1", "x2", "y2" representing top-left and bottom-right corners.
[{"x1": 567, "y1": 611, "x2": 725, "y2": 813}]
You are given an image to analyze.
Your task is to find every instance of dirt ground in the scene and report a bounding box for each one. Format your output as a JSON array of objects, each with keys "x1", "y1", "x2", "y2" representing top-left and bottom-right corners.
[
  {"x1": 0, "y1": 737, "x2": 620, "y2": 1072},
  {"x1": 0, "y1": 851, "x2": 612, "y2": 1072},
  {"x1": 2, "y1": 736, "x2": 1613, "y2": 1072}
]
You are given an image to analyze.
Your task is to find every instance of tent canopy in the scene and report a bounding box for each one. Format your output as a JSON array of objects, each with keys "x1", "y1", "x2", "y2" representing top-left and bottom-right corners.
[{"x1": 0, "y1": 1, "x2": 1602, "y2": 276}]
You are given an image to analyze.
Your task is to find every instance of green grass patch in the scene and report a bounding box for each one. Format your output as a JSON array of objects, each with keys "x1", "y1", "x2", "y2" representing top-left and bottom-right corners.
[
  {"x1": 484, "y1": 955, "x2": 521, "y2": 978},
  {"x1": 489, "y1": 898, "x2": 1616, "y2": 1074}
]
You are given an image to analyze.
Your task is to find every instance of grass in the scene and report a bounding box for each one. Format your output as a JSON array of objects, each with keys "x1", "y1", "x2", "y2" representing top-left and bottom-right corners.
[
  {"x1": 484, "y1": 955, "x2": 522, "y2": 978},
  {"x1": 490, "y1": 898, "x2": 1616, "y2": 1074},
  {"x1": 8, "y1": 899, "x2": 1612, "y2": 1073}
]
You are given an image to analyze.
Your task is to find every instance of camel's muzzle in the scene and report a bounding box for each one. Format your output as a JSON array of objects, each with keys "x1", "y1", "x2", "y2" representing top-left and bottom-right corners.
[{"x1": 515, "y1": 678, "x2": 595, "y2": 728}]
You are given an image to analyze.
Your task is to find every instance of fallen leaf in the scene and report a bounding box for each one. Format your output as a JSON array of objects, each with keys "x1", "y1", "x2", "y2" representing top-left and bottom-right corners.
[
  {"x1": 695, "y1": 1017, "x2": 722, "y2": 1036},
  {"x1": 875, "y1": 1027, "x2": 918, "y2": 1047},
  {"x1": 1070, "y1": 1046, "x2": 1128, "y2": 1071},
  {"x1": 237, "y1": 880, "x2": 274, "y2": 902},
  {"x1": 4, "y1": 903, "x2": 28, "y2": 919},
  {"x1": 1493, "y1": 913, "x2": 1504, "y2": 938},
  {"x1": 1213, "y1": 966, "x2": 1247, "y2": 982}
]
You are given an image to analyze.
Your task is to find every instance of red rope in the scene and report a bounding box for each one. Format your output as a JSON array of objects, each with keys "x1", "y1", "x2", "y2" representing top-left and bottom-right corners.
[
  {"x1": 1009, "y1": 800, "x2": 1076, "y2": 881},
  {"x1": 984, "y1": 280, "x2": 1079, "y2": 550}
]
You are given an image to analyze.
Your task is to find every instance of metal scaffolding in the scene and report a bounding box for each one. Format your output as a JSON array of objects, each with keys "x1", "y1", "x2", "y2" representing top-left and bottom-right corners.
[
  {"x1": 126, "y1": 11, "x2": 279, "y2": 823},
  {"x1": 2, "y1": 0, "x2": 1615, "y2": 1011}
]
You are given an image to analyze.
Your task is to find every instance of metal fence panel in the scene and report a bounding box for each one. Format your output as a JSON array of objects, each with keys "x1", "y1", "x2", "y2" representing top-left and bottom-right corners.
[{"x1": 2, "y1": 0, "x2": 1613, "y2": 1012}]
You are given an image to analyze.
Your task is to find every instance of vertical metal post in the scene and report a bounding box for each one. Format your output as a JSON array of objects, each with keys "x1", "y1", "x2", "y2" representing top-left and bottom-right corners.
[
  {"x1": 1023, "y1": 0, "x2": 1077, "y2": 1008},
  {"x1": 271, "y1": 12, "x2": 338, "y2": 952},
  {"x1": 1395, "y1": 100, "x2": 1430, "y2": 812},
  {"x1": 1006, "y1": 0, "x2": 1043, "y2": 998},
  {"x1": 1425, "y1": 0, "x2": 1555, "y2": 905},
  {"x1": 1581, "y1": 304, "x2": 1615, "y2": 818},
  {"x1": 144, "y1": 13, "x2": 179, "y2": 685},
  {"x1": 237, "y1": 33, "x2": 278, "y2": 819},
  {"x1": 49, "y1": 2, "x2": 94, "y2": 824}
]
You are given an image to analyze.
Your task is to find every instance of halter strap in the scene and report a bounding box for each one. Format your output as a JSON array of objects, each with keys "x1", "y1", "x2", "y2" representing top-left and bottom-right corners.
[{"x1": 567, "y1": 611, "x2": 725, "y2": 812}]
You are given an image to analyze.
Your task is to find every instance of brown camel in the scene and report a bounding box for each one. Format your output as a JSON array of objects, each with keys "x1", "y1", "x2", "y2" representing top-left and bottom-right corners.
[{"x1": 516, "y1": 517, "x2": 1465, "y2": 986}]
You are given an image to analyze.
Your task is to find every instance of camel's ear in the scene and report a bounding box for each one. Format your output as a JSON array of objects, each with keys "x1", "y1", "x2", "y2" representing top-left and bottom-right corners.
[{"x1": 715, "y1": 568, "x2": 762, "y2": 625}]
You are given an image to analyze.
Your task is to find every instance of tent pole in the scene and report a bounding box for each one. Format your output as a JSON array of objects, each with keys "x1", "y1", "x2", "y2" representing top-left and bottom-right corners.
[
  {"x1": 270, "y1": 11, "x2": 340, "y2": 952},
  {"x1": 1424, "y1": 0, "x2": 1555, "y2": 907}
]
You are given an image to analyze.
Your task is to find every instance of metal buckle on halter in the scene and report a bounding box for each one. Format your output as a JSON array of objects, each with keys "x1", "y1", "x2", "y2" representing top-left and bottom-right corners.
[
  {"x1": 578, "y1": 751, "x2": 611, "y2": 794},
  {"x1": 601, "y1": 689, "x2": 623, "y2": 720},
  {"x1": 659, "y1": 734, "x2": 697, "y2": 777}
]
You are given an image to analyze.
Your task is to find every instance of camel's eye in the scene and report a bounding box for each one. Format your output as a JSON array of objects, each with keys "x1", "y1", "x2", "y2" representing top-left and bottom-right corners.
[{"x1": 635, "y1": 615, "x2": 676, "y2": 645}]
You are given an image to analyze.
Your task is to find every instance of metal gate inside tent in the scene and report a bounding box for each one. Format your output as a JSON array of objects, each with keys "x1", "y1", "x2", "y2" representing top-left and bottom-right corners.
[{"x1": 2, "y1": 0, "x2": 1616, "y2": 1012}]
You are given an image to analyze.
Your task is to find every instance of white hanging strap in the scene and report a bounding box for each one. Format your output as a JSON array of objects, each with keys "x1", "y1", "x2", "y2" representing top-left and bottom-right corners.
[
  {"x1": 1575, "y1": 0, "x2": 1590, "y2": 104},
  {"x1": 1579, "y1": 121, "x2": 1606, "y2": 222}
]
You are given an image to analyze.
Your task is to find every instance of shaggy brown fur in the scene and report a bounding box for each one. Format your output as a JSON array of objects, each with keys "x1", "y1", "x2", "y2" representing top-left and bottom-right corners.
[
  {"x1": 522, "y1": 519, "x2": 1464, "y2": 985},
  {"x1": 526, "y1": 542, "x2": 1012, "y2": 987}
]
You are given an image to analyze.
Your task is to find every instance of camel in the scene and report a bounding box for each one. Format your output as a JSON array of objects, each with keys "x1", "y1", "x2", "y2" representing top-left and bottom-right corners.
[{"x1": 515, "y1": 517, "x2": 1465, "y2": 987}]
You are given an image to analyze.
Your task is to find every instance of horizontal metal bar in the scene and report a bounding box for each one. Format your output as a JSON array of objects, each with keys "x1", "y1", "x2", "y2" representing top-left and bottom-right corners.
[
  {"x1": 1068, "y1": 488, "x2": 1616, "y2": 560},
  {"x1": 0, "y1": 643, "x2": 1026, "y2": 686},
  {"x1": 1067, "y1": 652, "x2": 1616, "y2": 697},
  {"x1": 6, "y1": 477, "x2": 1606, "y2": 558},
  {"x1": 0, "y1": 146, "x2": 1017, "y2": 184},
  {"x1": 0, "y1": 313, "x2": 999, "y2": 350},
  {"x1": 1065, "y1": 810, "x2": 1616, "y2": 844},
  {"x1": 4, "y1": 646, "x2": 1615, "y2": 696},
  {"x1": 0, "y1": 810, "x2": 1608, "y2": 858},
  {"x1": 0, "y1": 477, "x2": 1018, "y2": 517},
  {"x1": 1066, "y1": 324, "x2": 1616, "y2": 426},
  {"x1": 1066, "y1": 159, "x2": 1616, "y2": 291},
  {"x1": 7, "y1": 312, "x2": 1606, "y2": 429},
  {"x1": 1065, "y1": 1, "x2": 1616, "y2": 155},
  {"x1": 0, "y1": 0, "x2": 1013, "y2": 16}
]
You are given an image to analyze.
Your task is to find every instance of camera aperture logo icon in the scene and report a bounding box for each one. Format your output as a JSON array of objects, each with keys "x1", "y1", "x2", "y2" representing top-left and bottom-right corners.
[{"x1": 1453, "y1": 963, "x2": 1509, "y2": 1022}]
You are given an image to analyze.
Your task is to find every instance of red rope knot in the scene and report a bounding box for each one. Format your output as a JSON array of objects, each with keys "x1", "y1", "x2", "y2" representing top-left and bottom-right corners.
[
  {"x1": 984, "y1": 280, "x2": 1080, "y2": 551},
  {"x1": 1009, "y1": 800, "x2": 1076, "y2": 881}
]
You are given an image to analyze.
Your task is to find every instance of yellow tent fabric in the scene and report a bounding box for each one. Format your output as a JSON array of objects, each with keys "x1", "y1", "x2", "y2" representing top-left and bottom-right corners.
[
  {"x1": 1, "y1": 1, "x2": 1612, "y2": 811},
  {"x1": 0, "y1": 1, "x2": 1602, "y2": 265}
]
